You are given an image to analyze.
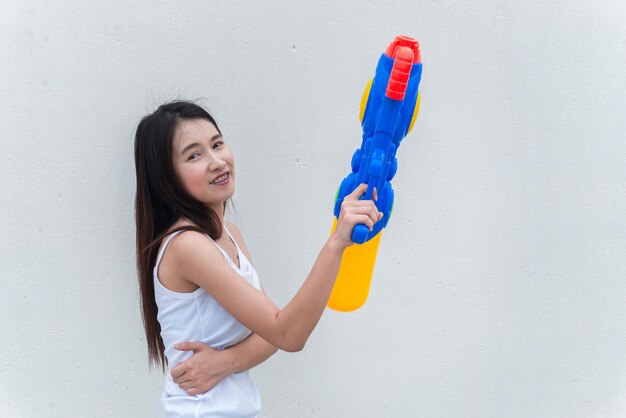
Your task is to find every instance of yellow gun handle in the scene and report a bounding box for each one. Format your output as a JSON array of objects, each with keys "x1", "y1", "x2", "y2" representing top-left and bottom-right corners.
[{"x1": 327, "y1": 218, "x2": 383, "y2": 312}]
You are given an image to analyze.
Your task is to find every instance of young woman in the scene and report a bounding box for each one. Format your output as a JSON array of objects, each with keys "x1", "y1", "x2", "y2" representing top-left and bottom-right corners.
[{"x1": 134, "y1": 101, "x2": 382, "y2": 417}]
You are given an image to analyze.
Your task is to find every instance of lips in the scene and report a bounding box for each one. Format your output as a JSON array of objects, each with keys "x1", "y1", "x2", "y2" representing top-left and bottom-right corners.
[{"x1": 210, "y1": 172, "x2": 230, "y2": 185}]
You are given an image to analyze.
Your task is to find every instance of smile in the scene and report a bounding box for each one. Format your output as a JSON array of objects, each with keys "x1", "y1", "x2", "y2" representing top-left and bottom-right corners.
[{"x1": 210, "y1": 172, "x2": 230, "y2": 185}]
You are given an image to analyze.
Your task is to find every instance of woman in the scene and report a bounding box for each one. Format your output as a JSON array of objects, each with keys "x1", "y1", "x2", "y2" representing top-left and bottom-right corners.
[{"x1": 134, "y1": 101, "x2": 382, "y2": 417}]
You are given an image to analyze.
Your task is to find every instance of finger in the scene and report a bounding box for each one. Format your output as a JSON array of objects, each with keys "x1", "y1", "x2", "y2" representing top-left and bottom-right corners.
[
  {"x1": 173, "y1": 371, "x2": 188, "y2": 384},
  {"x1": 346, "y1": 199, "x2": 377, "y2": 207},
  {"x1": 348, "y1": 201, "x2": 380, "y2": 213},
  {"x1": 179, "y1": 381, "x2": 194, "y2": 391},
  {"x1": 350, "y1": 202, "x2": 380, "y2": 222},
  {"x1": 190, "y1": 381, "x2": 216, "y2": 396},
  {"x1": 174, "y1": 341, "x2": 205, "y2": 353},
  {"x1": 187, "y1": 384, "x2": 210, "y2": 396},
  {"x1": 340, "y1": 200, "x2": 376, "y2": 217},
  {"x1": 344, "y1": 183, "x2": 368, "y2": 201},
  {"x1": 171, "y1": 363, "x2": 188, "y2": 380},
  {"x1": 349, "y1": 214, "x2": 376, "y2": 231},
  {"x1": 369, "y1": 204, "x2": 381, "y2": 223},
  {"x1": 172, "y1": 370, "x2": 188, "y2": 384},
  {"x1": 373, "y1": 187, "x2": 378, "y2": 201}
]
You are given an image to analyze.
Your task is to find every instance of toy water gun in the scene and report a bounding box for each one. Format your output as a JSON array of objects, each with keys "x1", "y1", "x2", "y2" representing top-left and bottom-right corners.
[{"x1": 327, "y1": 35, "x2": 423, "y2": 312}]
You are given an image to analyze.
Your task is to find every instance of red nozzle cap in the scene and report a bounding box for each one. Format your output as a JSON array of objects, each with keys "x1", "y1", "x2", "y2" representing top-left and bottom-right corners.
[
  {"x1": 384, "y1": 35, "x2": 421, "y2": 64},
  {"x1": 385, "y1": 46, "x2": 414, "y2": 100}
]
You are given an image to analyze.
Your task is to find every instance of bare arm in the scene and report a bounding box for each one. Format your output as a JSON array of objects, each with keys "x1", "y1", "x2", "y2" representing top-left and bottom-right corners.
[
  {"x1": 226, "y1": 333, "x2": 278, "y2": 372},
  {"x1": 171, "y1": 334, "x2": 277, "y2": 395},
  {"x1": 171, "y1": 184, "x2": 381, "y2": 352}
]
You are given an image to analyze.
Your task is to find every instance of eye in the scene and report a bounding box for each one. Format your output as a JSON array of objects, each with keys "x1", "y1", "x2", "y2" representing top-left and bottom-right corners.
[
  {"x1": 213, "y1": 141, "x2": 224, "y2": 149},
  {"x1": 187, "y1": 152, "x2": 201, "y2": 161}
]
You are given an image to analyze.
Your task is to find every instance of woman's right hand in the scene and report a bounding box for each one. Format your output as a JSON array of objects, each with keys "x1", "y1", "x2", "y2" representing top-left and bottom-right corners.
[{"x1": 330, "y1": 183, "x2": 383, "y2": 250}]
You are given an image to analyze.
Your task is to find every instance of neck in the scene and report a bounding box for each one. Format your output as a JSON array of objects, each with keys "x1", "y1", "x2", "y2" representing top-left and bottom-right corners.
[
  {"x1": 209, "y1": 202, "x2": 226, "y2": 227},
  {"x1": 175, "y1": 203, "x2": 226, "y2": 233}
]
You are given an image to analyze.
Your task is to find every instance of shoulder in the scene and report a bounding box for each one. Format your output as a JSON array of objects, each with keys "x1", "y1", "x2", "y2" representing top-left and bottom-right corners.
[
  {"x1": 165, "y1": 230, "x2": 236, "y2": 289},
  {"x1": 167, "y1": 230, "x2": 223, "y2": 264},
  {"x1": 156, "y1": 229, "x2": 226, "y2": 292}
]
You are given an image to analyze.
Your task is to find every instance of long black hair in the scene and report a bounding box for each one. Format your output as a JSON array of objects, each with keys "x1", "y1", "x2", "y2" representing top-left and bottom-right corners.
[{"x1": 134, "y1": 100, "x2": 226, "y2": 370}]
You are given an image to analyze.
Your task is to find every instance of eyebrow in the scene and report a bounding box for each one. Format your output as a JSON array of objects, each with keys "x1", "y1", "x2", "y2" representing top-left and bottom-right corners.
[{"x1": 179, "y1": 134, "x2": 223, "y2": 156}]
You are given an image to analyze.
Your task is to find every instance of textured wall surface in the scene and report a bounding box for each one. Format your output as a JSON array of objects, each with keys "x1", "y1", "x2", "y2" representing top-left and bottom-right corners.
[{"x1": 1, "y1": 1, "x2": 625, "y2": 417}]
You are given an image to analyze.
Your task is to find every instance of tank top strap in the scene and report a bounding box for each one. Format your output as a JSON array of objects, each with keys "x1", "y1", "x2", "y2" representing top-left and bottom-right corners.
[
  {"x1": 210, "y1": 239, "x2": 231, "y2": 261},
  {"x1": 154, "y1": 230, "x2": 184, "y2": 272},
  {"x1": 222, "y1": 224, "x2": 241, "y2": 253},
  {"x1": 154, "y1": 227, "x2": 240, "y2": 275}
]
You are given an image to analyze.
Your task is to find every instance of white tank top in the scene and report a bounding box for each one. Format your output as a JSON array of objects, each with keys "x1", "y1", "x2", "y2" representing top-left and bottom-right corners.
[{"x1": 153, "y1": 226, "x2": 262, "y2": 418}]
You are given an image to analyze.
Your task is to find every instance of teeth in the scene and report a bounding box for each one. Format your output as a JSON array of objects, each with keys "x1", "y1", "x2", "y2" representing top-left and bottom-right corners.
[{"x1": 211, "y1": 173, "x2": 229, "y2": 184}]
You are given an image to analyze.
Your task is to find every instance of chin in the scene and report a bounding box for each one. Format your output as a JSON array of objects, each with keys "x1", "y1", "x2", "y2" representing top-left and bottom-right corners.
[
  {"x1": 224, "y1": 184, "x2": 235, "y2": 199},
  {"x1": 206, "y1": 189, "x2": 235, "y2": 207}
]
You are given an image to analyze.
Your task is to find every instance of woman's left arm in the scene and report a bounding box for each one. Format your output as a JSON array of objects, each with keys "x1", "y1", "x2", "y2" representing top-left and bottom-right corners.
[{"x1": 171, "y1": 334, "x2": 277, "y2": 395}]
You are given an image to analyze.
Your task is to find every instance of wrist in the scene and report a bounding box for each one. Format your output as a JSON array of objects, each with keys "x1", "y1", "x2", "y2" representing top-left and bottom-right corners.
[
  {"x1": 326, "y1": 235, "x2": 346, "y2": 254},
  {"x1": 220, "y1": 348, "x2": 239, "y2": 374}
]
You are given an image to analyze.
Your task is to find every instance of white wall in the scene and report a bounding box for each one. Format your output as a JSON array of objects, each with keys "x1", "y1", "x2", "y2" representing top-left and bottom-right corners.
[{"x1": 2, "y1": 1, "x2": 625, "y2": 416}]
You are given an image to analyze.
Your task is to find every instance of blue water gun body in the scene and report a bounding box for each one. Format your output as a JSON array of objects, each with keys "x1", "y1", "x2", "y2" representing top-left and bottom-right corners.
[{"x1": 333, "y1": 36, "x2": 423, "y2": 244}]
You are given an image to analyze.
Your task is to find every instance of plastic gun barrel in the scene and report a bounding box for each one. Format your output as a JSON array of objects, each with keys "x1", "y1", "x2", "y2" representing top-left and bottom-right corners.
[
  {"x1": 327, "y1": 35, "x2": 422, "y2": 312},
  {"x1": 351, "y1": 45, "x2": 416, "y2": 243}
]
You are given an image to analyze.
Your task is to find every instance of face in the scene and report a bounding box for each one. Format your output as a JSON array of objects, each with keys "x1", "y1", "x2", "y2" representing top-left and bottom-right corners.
[{"x1": 172, "y1": 118, "x2": 235, "y2": 215}]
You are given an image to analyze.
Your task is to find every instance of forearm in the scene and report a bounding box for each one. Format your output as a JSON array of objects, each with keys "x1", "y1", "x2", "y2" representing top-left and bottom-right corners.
[
  {"x1": 225, "y1": 333, "x2": 278, "y2": 373},
  {"x1": 275, "y1": 237, "x2": 344, "y2": 351}
]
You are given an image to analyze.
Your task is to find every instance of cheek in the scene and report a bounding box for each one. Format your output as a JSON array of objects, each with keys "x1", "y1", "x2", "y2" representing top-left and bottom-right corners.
[
  {"x1": 180, "y1": 166, "x2": 207, "y2": 194},
  {"x1": 223, "y1": 148, "x2": 235, "y2": 169}
]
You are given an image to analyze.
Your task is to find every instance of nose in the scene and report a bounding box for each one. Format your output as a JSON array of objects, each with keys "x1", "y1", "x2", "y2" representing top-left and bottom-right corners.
[{"x1": 207, "y1": 151, "x2": 227, "y2": 172}]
